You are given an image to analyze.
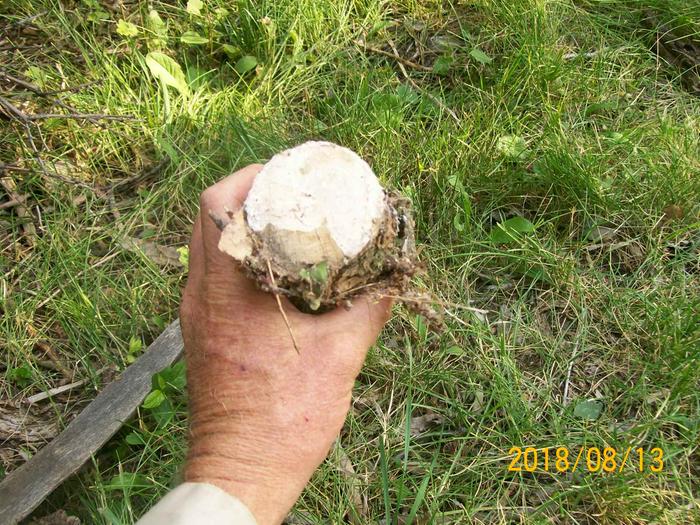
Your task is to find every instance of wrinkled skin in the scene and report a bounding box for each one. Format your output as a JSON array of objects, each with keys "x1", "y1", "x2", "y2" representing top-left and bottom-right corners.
[{"x1": 180, "y1": 164, "x2": 392, "y2": 524}]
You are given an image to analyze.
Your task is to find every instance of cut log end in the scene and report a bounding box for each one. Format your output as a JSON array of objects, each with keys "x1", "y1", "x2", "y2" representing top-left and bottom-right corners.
[{"x1": 216, "y1": 141, "x2": 439, "y2": 320}]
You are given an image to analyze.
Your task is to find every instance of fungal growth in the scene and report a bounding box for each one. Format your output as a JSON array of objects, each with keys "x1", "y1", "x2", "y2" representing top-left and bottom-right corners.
[{"x1": 213, "y1": 141, "x2": 436, "y2": 318}]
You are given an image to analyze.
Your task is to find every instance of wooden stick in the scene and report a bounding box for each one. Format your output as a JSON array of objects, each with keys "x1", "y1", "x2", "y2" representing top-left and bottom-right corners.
[
  {"x1": 24, "y1": 379, "x2": 87, "y2": 404},
  {"x1": 354, "y1": 39, "x2": 433, "y2": 72},
  {"x1": 266, "y1": 259, "x2": 301, "y2": 354},
  {"x1": 0, "y1": 320, "x2": 184, "y2": 524},
  {"x1": 24, "y1": 112, "x2": 135, "y2": 121},
  {"x1": 0, "y1": 196, "x2": 26, "y2": 210},
  {"x1": 0, "y1": 95, "x2": 134, "y2": 122},
  {"x1": 23, "y1": 366, "x2": 110, "y2": 404},
  {"x1": 0, "y1": 70, "x2": 100, "y2": 96}
]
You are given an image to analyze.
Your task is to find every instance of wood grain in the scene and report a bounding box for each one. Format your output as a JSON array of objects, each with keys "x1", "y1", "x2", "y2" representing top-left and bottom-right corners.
[{"x1": 0, "y1": 320, "x2": 184, "y2": 525}]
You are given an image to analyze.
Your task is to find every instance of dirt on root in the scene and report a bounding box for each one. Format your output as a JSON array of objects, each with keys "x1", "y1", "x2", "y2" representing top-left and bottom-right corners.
[{"x1": 215, "y1": 192, "x2": 442, "y2": 325}]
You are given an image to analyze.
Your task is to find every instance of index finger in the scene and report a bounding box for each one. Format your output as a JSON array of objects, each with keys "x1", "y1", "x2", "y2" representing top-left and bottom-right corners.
[{"x1": 199, "y1": 164, "x2": 263, "y2": 271}]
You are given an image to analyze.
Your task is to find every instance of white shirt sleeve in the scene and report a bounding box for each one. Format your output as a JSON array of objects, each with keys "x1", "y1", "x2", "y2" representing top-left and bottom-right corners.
[{"x1": 136, "y1": 482, "x2": 258, "y2": 524}]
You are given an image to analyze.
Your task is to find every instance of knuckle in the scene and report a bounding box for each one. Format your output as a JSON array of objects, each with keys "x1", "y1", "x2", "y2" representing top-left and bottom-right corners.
[
  {"x1": 199, "y1": 187, "x2": 214, "y2": 211},
  {"x1": 199, "y1": 188, "x2": 211, "y2": 214}
]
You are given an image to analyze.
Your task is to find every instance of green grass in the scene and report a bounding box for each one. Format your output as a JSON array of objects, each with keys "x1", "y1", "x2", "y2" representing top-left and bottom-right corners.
[{"x1": 1, "y1": 0, "x2": 699, "y2": 523}]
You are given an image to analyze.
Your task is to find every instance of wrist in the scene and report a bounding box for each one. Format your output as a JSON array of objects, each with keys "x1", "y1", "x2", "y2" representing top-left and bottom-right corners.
[{"x1": 184, "y1": 447, "x2": 307, "y2": 525}]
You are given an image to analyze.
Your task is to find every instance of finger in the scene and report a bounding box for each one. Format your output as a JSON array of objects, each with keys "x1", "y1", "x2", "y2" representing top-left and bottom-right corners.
[
  {"x1": 320, "y1": 295, "x2": 393, "y2": 370},
  {"x1": 198, "y1": 164, "x2": 274, "y2": 303},
  {"x1": 199, "y1": 164, "x2": 262, "y2": 261},
  {"x1": 326, "y1": 295, "x2": 393, "y2": 336},
  {"x1": 180, "y1": 215, "x2": 205, "y2": 341},
  {"x1": 185, "y1": 214, "x2": 205, "y2": 289}
]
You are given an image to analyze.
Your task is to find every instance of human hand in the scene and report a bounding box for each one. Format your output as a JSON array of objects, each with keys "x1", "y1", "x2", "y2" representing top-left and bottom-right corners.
[{"x1": 179, "y1": 165, "x2": 392, "y2": 524}]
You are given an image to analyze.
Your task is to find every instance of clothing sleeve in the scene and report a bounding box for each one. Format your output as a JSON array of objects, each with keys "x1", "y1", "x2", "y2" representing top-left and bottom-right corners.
[{"x1": 136, "y1": 482, "x2": 258, "y2": 525}]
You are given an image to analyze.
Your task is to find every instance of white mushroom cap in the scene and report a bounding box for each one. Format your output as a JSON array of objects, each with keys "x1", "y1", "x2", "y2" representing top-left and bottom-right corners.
[{"x1": 243, "y1": 141, "x2": 386, "y2": 265}]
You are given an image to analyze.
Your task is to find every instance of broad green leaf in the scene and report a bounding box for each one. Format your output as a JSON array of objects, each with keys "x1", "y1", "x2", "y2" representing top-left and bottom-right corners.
[
  {"x1": 234, "y1": 55, "x2": 258, "y2": 75},
  {"x1": 502, "y1": 216, "x2": 536, "y2": 233},
  {"x1": 88, "y1": 6, "x2": 109, "y2": 23},
  {"x1": 177, "y1": 246, "x2": 189, "y2": 269},
  {"x1": 180, "y1": 31, "x2": 208, "y2": 45},
  {"x1": 152, "y1": 397, "x2": 175, "y2": 428},
  {"x1": 584, "y1": 100, "x2": 618, "y2": 116},
  {"x1": 153, "y1": 361, "x2": 187, "y2": 393},
  {"x1": 142, "y1": 389, "x2": 166, "y2": 409},
  {"x1": 308, "y1": 261, "x2": 329, "y2": 284},
  {"x1": 396, "y1": 84, "x2": 419, "y2": 105},
  {"x1": 151, "y1": 314, "x2": 166, "y2": 331},
  {"x1": 128, "y1": 336, "x2": 142, "y2": 354},
  {"x1": 8, "y1": 365, "x2": 32, "y2": 386},
  {"x1": 432, "y1": 55, "x2": 453, "y2": 75},
  {"x1": 148, "y1": 10, "x2": 166, "y2": 36},
  {"x1": 372, "y1": 92, "x2": 402, "y2": 112},
  {"x1": 469, "y1": 47, "x2": 492, "y2": 64},
  {"x1": 186, "y1": 0, "x2": 203, "y2": 15},
  {"x1": 369, "y1": 20, "x2": 396, "y2": 37},
  {"x1": 445, "y1": 346, "x2": 466, "y2": 356},
  {"x1": 156, "y1": 137, "x2": 180, "y2": 163},
  {"x1": 496, "y1": 134, "x2": 529, "y2": 159},
  {"x1": 603, "y1": 131, "x2": 627, "y2": 144},
  {"x1": 431, "y1": 35, "x2": 463, "y2": 52},
  {"x1": 490, "y1": 216, "x2": 536, "y2": 244},
  {"x1": 573, "y1": 399, "x2": 603, "y2": 421},
  {"x1": 116, "y1": 20, "x2": 139, "y2": 38},
  {"x1": 10, "y1": 366, "x2": 32, "y2": 380},
  {"x1": 145, "y1": 52, "x2": 190, "y2": 96},
  {"x1": 104, "y1": 472, "x2": 149, "y2": 490},
  {"x1": 222, "y1": 44, "x2": 241, "y2": 58},
  {"x1": 125, "y1": 431, "x2": 145, "y2": 445}
]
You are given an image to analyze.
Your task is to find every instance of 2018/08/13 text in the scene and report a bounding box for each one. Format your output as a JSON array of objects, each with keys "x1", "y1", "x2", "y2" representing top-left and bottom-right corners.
[{"x1": 507, "y1": 446, "x2": 664, "y2": 473}]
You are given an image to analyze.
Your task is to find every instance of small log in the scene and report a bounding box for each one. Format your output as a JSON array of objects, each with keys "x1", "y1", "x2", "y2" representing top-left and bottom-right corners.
[{"x1": 0, "y1": 320, "x2": 184, "y2": 525}]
